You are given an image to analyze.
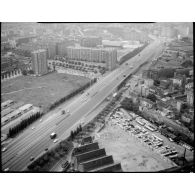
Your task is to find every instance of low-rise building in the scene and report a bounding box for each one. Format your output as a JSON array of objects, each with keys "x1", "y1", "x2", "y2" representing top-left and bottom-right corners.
[
  {"x1": 181, "y1": 113, "x2": 192, "y2": 124},
  {"x1": 139, "y1": 98, "x2": 155, "y2": 109}
]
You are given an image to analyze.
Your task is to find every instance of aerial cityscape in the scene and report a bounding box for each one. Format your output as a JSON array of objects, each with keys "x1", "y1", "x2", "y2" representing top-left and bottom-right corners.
[{"x1": 1, "y1": 22, "x2": 194, "y2": 172}]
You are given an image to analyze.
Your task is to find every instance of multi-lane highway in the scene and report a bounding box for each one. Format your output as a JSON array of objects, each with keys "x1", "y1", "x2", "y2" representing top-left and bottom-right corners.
[{"x1": 2, "y1": 39, "x2": 164, "y2": 171}]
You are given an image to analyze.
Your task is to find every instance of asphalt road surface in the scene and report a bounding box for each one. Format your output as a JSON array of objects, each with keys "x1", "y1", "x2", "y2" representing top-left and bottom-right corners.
[{"x1": 2, "y1": 39, "x2": 164, "y2": 171}]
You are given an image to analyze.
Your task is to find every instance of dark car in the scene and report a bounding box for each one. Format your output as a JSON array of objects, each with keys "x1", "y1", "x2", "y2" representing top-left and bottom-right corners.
[{"x1": 30, "y1": 156, "x2": 35, "y2": 161}]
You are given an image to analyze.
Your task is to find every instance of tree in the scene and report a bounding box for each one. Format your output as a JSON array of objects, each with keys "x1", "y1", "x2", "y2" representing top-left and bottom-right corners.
[
  {"x1": 120, "y1": 98, "x2": 134, "y2": 111},
  {"x1": 22, "y1": 69, "x2": 27, "y2": 75},
  {"x1": 146, "y1": 94, "x2": 157, "y2": 102},
  {"x1": 70, "y1": 131, "x2": 74, "y2": 140},
  {"x1": 28, "y1": 70, "x2": 34, "y2": 74}
]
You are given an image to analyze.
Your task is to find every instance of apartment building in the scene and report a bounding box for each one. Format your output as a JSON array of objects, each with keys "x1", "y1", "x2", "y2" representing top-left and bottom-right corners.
[
  {"x1": 31, "y1": 49, "x2": 48, "y2": 75},
  {"x1": 67, "y1": 46, "x2": 117, "y2": 70}
]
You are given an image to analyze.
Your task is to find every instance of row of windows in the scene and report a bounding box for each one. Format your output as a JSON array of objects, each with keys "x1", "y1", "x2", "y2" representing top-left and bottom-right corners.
[{"x1": 1, "y1": 105, "x2": 33, "y2": 127}]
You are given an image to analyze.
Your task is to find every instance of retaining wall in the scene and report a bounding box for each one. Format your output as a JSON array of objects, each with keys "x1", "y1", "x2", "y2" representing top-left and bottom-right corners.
[
  {"x1": 78, "y1": 155, "x2": 114, "y2": 172},
  {"x1": 91, "y1": 163, "x2": 122, "y2": 172}
]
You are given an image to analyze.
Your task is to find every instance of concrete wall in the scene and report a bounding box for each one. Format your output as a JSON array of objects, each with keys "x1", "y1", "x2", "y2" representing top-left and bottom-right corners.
[
  {"x1": 74, "y1": 148, "x2": 106, "y2": 169},
  {"x1": 78, "y1": 155, "x2": 114, "y2": 172},
  {"x1": 91, "y1": 163, "x2": 122, "y2": 172}
]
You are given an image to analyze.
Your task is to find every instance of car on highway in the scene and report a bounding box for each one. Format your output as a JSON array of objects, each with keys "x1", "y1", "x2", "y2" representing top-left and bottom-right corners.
[
  {"x1": 30, "y1": 156, "x2": 35, "y2": 161},
  {"x1": 61, "y1": 110, "x2": 65, "y2": 115},
  {"x1": 45, "y1": 148, "x2": 48, "y2": 151},
  {"x1": 40, "y1": 119, "x2": 42, "y2": 122},
  {"x1": 123, "y1": 74, "x2": 126, "y2": 77},
  {"x1": 2, "y1": 147, "x2": 7, "y2": 152},
  {"x1": 32, "y1": 127, "x2": 35, "y2": 130},
  {"x1": 4, "y1": 168, "x2": 9, "y2": 172},
  {"x1": 53, "y1": 139, "x2": 58, "y2": 143}
]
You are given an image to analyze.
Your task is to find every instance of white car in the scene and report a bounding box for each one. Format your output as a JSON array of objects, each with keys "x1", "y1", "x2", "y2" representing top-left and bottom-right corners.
[
  {"x1": 32, "y1": 127, "x2": 35, "y2": 130},
  {"x1": 53, "y1": 139, "x2": 58, "y2": 143},
  {"x1": 40, "y1": 119, "x2": 42, "y2": 122},
  {"x1": 169, "y1": 138, "x2": 174, "y2": 142},
  {"x1": 4, "y1": 168, "x2": 9, "y2": 172},
  {"x1": 2, "y1": 147, "x2": 7, "y2": 152}
]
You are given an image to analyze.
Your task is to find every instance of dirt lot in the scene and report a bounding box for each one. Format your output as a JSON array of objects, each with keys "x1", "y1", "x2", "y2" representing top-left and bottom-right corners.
[
  {"x1": 97, "y1": 123, "x2": 176, "y2": 172},
  {"x1": 1, "y1": 72, "x2": 90, "y2": 112}
]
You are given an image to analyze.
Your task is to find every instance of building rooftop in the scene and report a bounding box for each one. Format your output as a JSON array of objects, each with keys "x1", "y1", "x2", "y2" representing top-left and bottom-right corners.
[
  {"x1": 18, "y1": 104, "x2": 33, "y2": 111},
  {"x1": 1, "y1": 100, "x2": 14, "y2": 108},
  {"x1": 32, "y1": 49, "x2": 47, "y2": 53},
  {"x1": 67, "y1": 46, "x2": 116, "y2": 51},
  {"x1": 157, "y1": 100, "x2": 169, "y2": 109},
  {"x1": 140, "y1": 97, "x2": 155, "y2": 105}
]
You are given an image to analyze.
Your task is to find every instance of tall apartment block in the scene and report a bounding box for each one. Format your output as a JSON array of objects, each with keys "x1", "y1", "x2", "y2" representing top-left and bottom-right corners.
[
  {"x1": 56, "y1": 39, "x2": 75, "y2": 56},
  {"x1": 67, "y1": 46, "x2": 117, "y2": 70},
  {"x1": 31, "y1": 49, "x2": 48, "y2": 76}
]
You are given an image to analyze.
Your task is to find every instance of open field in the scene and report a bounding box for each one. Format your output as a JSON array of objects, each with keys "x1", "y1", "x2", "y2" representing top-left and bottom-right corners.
[
  {"x1": 97, "y1": 124, "x2": 176, "y2": 172},
  {"x1": 1, "y1": 72, "x2": 90, "y2": 112}
]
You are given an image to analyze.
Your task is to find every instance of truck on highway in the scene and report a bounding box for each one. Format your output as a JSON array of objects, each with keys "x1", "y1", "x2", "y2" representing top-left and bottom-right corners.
[{"x1": 50, "y1": 132, "x2": 57, "y2": 139}]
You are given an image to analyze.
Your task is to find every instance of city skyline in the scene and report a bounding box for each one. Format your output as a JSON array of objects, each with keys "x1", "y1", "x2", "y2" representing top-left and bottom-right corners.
[{"x1": 1, "y1": 22, "x2": 194, "y2": 173}]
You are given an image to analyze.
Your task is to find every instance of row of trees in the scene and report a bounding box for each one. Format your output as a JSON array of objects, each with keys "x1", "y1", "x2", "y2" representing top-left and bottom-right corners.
[
  {"x1": 165, "y1": 126, "x2": 194, "y2": 147},
  {"x1": 70, "y1": 125, "x2": 83, "y2": 140},
  {"x1": 7, "y1": 112, "x2": 42, "y2": 138},
  {"x1": 27, "y1": 140, "x2": 73, "y2": 171},
  {"x1": 120, "y1": 97, "x2": 139, "y2": 113},
  {"x1": 119, "y1": 43, "x2": 148, "y2": 65},
  {"x1": 68, "y1": 92, "x2": 123, "y2": 142},
  {"x1": 93, "y1": 92, "x2": 123, "y2": 123},
  {"x1": 117, "y1": 73, "x2": 133, "y2": 91},
  {"x1": 49, "y1": 78, "x2": 97, "y2": 111}
]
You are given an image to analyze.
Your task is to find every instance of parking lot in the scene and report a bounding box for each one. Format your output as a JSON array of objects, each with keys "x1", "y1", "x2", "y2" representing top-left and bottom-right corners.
[
  {"x1": 95, "y1": 107, "x2": 193, "y2": 171},
  {"x1": 109, "y1": 108, "x2": 194, "y2": 162}
]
